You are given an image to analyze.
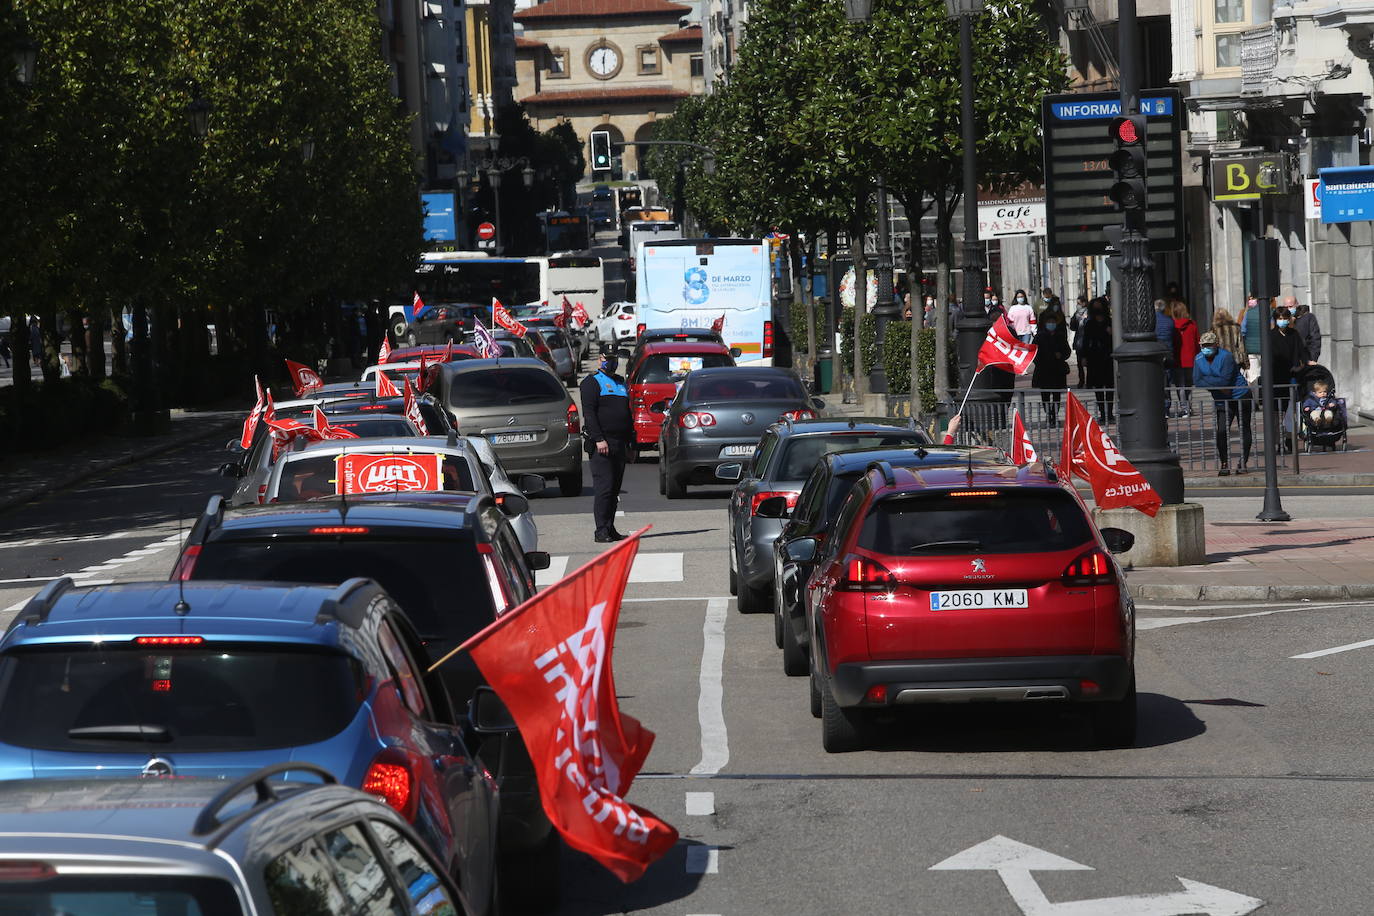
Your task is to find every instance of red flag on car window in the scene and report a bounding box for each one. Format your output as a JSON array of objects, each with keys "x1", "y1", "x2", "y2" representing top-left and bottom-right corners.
[
  {"x1": 711, "y1": 314, "x2": 725, "y2": 334},
  {"x1": 572, "y1": 301, "x2": 591, "y2": 328},
  {"x1": 285, "y1": 360, "x2": 323, "y2": 398},
  {"x1": 239, "y1": 375, "x2": 267, "y2": 450},
  {"x1": 493, "y1": 298, "x2": 527, "y2": 338},
  {"x1": 444, "y1": 530, "x2": 677, "y2": 883},
  {"x1": 976, "y1": 316, "x2": 1037, "y2": 376},
  {"x1": 412, "y1": 291, "x2": 428, "y2": 320},
  {"x1": 375, "y1": 370, "x2": 400, "y2": 399},
  {"x1": 1060, "y1": 392, "x2": 1161, "y2": 517},
  {"x1": 311, "y1": 405, "x2": 358, "y2": 441},
  {"x1": 1011, "y1": 409, "x2": 1037, "y2": 465},
  {"x1": 403, "y1": 378, "x2": 429, "y2": 435},
  {"x1": 378, "y1": 336, "x2": 392, "y2": 364}
]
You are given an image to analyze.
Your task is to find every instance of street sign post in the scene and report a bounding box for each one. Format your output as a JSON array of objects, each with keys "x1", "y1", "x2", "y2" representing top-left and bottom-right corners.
[{"x1": 1042, "y1": 89, "x2": 1184, "y2": 257}]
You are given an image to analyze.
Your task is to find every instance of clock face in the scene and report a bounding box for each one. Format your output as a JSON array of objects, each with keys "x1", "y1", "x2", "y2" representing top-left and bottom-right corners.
[{"x1": 589, "y1": 45, "x2": 620, "y2": 77}]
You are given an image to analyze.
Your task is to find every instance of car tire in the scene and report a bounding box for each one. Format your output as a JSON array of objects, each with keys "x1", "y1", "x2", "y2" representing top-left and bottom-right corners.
[
  {"x1": 771, "y1": 589, "x2": 783, "y2": 647},
  {"x1": 821, "y1": 676, "x2": 869, "y2": 753},
  {"x1": 500, "y1": 831, "x2": 560, "y2": 913},
  {"x1": 558, "y1": 470, "x2": 584, "y2": 497},
  {"x1": 390, "y1": 316, "x2": 407, "y2": 341},
  {"x1": 665, "y1": 469, "x2": 685, "y2": 499},
  {"x1": 781, "y1": 612, "x2": 807, "y2": 676},
  {"x1": 727, "y1": 538, "x2": 738, "y2": 596},
  {"x1": 737, "y1": 578, "x2": 767, "y2": 614},
  {"x1": 1090, "y1": 675, "x2": 1138, "y2": 749},
  {"x1": 658, "y1": 460, "x2": 667, "y2": 496},
  {"x1": 809, "y1": 669, "x2": 822, "y2": 718}
]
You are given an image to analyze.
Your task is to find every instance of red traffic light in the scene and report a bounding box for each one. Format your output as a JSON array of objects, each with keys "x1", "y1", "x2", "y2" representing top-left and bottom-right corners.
[
  {"x1": 1116, "y1": 119, "x2": 1138, "y2": 143},
  {"x1": 1110, "y1": 115, "x2": 1146, "y2": 145}
]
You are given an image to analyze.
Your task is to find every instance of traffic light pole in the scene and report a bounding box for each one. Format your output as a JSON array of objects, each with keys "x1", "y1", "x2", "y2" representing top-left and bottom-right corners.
[{"x1": 1110, "y1": 0, "x2": 1183, "y2": 505}]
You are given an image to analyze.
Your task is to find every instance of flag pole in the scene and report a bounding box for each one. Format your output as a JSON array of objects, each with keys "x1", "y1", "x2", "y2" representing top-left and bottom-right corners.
[{"x1": 955, "y1": 367, "x2": 984, "y2": 416}]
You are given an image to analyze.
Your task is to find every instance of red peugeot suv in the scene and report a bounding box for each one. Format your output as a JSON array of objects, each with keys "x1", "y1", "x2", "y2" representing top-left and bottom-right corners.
[{"x1": 793, "y1": 459, "x2": 1137, "y2": 753}]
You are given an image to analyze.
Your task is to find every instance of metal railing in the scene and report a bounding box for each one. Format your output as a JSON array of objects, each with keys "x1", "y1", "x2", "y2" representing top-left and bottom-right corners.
[{"x1": 952, "y1": 386, "x2": 1302, "y2": 474}]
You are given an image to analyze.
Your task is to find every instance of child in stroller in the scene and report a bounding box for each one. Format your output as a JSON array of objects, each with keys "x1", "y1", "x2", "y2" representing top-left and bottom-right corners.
[{"x1": 1299, "y1": 365, "x2": 1348, "y2": 452}]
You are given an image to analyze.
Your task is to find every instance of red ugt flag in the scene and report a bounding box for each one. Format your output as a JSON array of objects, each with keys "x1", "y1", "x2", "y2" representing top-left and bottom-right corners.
[
  {"x1": 1011, "y1": 409, "x2": 1037, "y2": 465},
  {"x1": 375, "y1": 370, "x2": 401, "y2": 399},
  {"x1": 1060, "y1": 392, "x2": 1162, "y2": 517},
  {"x1": 711, "y1": 314, "x2": 725, "y2": 333},
  {"x1": 572, "y1": 301, "x2": 591, "y2": 328},
  {"x1": 976, "y1": 316, "x2": 1037, "y2": 376},
  {"x1": 311, "y1": 405, "x2": 359, "y2": 441},
  {"x1": 239, "y1": 375, "x2": 267, "y2": 450},
  {"x1": 378, "y1": 335, "x2": 393, "y2": 364},
  {"x1": 452, "y1": 531, "x2": 677, "y2": 883},
  {"x1": 493, "y1": 298, "x2": 527, "y2": 338},
  {"x1": 412, "y1": 291, "x2": 428, "y2": 320},
  {"x1": 285, "y1": 360, "x2": 324, "y2": 397},
  {"x1": 403, "y1": 378, "x2": 429, "y2": 435}
]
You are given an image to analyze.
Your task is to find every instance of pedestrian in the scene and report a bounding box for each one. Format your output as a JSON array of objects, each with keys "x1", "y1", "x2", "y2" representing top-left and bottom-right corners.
[
  {"x1": 985, "y1": 290, "x2": 1005, "y2": 324},
  {"x1": 28, "y1": 316, "x2": 41, "y2": 368},
  {"x1": 1292, "y1": 301, "x2": 1321, "y2": 363},
  {"x1": 1081, "y1": 298, "x2": 1114, "y2": 423},
  {"x1": 1040, "y1": 287, "x2": 1056, "y2": 314},
  {"x1": 902, "y1": 291, "x2": 913, "y2": 321},
  {"x1": 1069, "y1": 294, "x2": 1090, "y2": 387},
  {"x1": 1170, "y1": 301, "x2": 1200, "y2": 417},
  {"x1": 1209, "y1": 307, "x2": 1247, "y2": 375},
  {"x1": 1302, "y1": 379, "x2": 1339, "y2": 430},
  {"x1": 1031, "y1": 307, "x2": 1070, "y2": 425},
  {"x1": 580, "y1": 346, "x2": 632, "y2": 543},
  {"x1": 1194, "y1": 330, "x2": 1253, "y2": 476},
  {"x1": 1238, "y1": 294, "x2": 1266, "y2": 386},
  {"x1": 0, "y1": 332, "x2": 9, "y2": 368},
  {"x1": 1006, "y1": 289, "x2": 1035, "y2": 344},
  {"x1": 1268, "y1": 305, "x2": 1317, "y2": 451},
  {"x1": 1153, "y1": 299, "x2": 1176, "y2": 412},
  {"x1": 922, "y1": 296, "x2": 936, "y2": 329}
]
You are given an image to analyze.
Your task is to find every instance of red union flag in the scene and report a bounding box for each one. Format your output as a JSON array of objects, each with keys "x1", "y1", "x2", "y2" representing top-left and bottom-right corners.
[
  {"x1": 1011, "y1": 409, "x2": 1037, "y2": 465},
  {"x1": 239, "y1": 375, "x2": 267, "y2": 450},
  {"x1": 266, "y1": 414, "x2": 322, "y2": 461},
  {"x1": 336, "y1": 453, "x2": 442, "y2": 494},
  {"x1": 453, "y1": 531, "x2": 677, "y2": 883},
  {"x1": 285, "y1": 359, "x2": 324, "y2": 397},
  {"x1": 403, "y1": 378, "x2": 429, "y2": 435},
  {"x1": 312, "y1": 405, "x2": 359, "y2": 441},
  {"x1": 711, "y1": 314, "x2": 725, "y2": 333},
  {"x1": 378, "y1": 336, "x2": 392, "y2": 364},
  {"x1": 1060, "y1": 392, "x2": 1162, "y2": 517},
  {"x1": 416, "y1": 355, "x2": 431, "y2": 394},
  {"x1": 412, "y1": 290, "x2": 428, "y2": 320},
  {"x1": 376, "y1": 370, "x2": 401, "y2": 399},
  {"x1": 976, "y1": 316, "x2": 1037, "y2": 376},
  {"x1": 493, "y1": 298, "x2": 527, "y2": 338},
  {"x1": 572, "y1": 301, "x2": 591, "y2": 328}
]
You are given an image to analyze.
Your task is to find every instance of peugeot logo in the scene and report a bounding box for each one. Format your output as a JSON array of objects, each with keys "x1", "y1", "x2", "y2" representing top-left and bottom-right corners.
[
  {"x1": 741, "y1": 413, "x2": 755, "y2": 425},
  {"x1": 141, "y1": 757, "x2": 174, "y2": 778},
  {"x1": 506, "y1": 416, "x2": 518, "y2": 426},
  {"x1": 971, "y1": 558, "x2": 987, "y2": 573}
]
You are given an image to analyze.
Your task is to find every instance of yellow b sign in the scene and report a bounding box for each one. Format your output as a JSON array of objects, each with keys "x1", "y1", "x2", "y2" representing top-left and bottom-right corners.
[{"x1": 1211, "y1": 156, "x2": 1287, "y2": 201}]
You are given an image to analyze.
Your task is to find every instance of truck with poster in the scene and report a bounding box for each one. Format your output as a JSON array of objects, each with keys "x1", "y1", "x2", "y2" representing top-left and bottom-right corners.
[{"x1": 634, "y1": 238, "x2": 774, "y2": 365}]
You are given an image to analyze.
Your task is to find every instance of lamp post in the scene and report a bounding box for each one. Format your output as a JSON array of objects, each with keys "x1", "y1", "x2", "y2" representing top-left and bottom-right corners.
[
  {"x1": 11, "y1": 37, "x2": 36, "y2": 87},
  {"x1": 471, "y1": 154, "x2": 534, "y2": 254}
]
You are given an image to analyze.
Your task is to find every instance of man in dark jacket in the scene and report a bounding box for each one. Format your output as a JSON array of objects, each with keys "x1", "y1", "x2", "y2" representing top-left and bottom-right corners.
[
  {"x1": 579, "y1": 346, "x2": 632, "y2": 542},
  {"x1": 1292, "y1": 300, "x2": 1321, "y2": 363}
]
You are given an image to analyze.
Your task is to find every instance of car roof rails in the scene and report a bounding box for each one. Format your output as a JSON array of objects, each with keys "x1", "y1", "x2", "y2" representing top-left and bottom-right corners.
[
  {"x1": 865, "y1": 459, "x2": 897, "y2": 487},
  {"x1": 19, "y1": 577, "x2": 77, "y2": 626},
  {"x1": 315, "y1": 578, "x2": 376, "y2": 629},
  {"x1": 193, "y1": 761, "x2": 337, "y2": 849}
]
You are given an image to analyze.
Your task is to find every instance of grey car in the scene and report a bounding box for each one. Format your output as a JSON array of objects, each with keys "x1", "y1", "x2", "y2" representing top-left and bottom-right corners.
[
  {"x1": 719, "y1": 418, "x2": 931, "y2": 614},
  {"x1": 433, "y1": 358, "x2": 584, "y2": 496},
  {"x1": 466, "y1": 329, "x2": 536, "y2": 359},
  {"x1": 0, "y1": 764, "x2": 478, "y2": 915},
  {"x1": 656, "y1": 366, "x2": 823, "y2": 499},
  {"x1": 526, "y1": 321, "x2": 579, "y2": 387}
]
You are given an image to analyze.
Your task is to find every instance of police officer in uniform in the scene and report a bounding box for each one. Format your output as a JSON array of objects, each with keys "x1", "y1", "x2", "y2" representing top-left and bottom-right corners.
[{"x1": 580, "y1": 347, "x2": 632, "y2": 542}]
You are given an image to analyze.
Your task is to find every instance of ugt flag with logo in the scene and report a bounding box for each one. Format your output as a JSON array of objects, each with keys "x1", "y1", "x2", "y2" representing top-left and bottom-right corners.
[
  {"x1": 284, "y1": 359, "x2": 323, "y2": 397},
  {"x1": 976, "y1": 316, "x2": 1037, "y2": 376},
  {"x1": 451, "y1": 530, "x2": 678, "y2": 882},
  {"x1": 1060, "y1": 392, "x2": 1162, "y2": 517},
  {"x1": 493, "y1": 298, "x2": 527, "y2": 338}
]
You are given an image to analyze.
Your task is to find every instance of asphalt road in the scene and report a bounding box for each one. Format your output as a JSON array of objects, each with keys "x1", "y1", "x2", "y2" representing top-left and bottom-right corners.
[{"x1": 3, "y1": 388, "x2": 1374, "y2": 913}]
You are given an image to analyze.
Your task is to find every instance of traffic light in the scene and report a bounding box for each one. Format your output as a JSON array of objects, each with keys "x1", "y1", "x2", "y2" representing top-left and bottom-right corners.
[
  {"x1": 590, "y1": 131, "x2": 612, "y2": 173},
  {"x1": 1107, "y1": 114, "x2": 1148, "y2": 211}
]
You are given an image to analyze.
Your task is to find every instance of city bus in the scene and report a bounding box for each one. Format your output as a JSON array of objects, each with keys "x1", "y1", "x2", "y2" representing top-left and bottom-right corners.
[{"x1": 634, "y1": 238, "x2": 774, "y2": 365}]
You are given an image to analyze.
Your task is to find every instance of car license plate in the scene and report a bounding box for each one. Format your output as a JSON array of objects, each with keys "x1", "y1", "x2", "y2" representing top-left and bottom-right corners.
[
  {"x1": 490, "y1": 433, "x2": 537, "y2": 445},
  {"x1": 719, "y1": 445, "x2": 754, "y2": 457},
  {"x1": 928, "y1": 589, "x2": 1029, "y2": 610}
]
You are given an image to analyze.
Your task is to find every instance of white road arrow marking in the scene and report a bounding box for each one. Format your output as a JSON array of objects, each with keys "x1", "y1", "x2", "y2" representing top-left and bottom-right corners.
[{"x1": 930, "y1": 835, "x2": 1264, "y2": 916}]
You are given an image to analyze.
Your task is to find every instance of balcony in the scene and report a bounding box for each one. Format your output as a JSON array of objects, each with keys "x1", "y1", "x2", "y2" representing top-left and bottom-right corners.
[{"x1": 1240, "y1": 23, "x2": 1278, "y2": 96}]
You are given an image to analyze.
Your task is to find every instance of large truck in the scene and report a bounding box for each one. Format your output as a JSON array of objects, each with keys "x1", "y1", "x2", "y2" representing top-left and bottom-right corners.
[{"x1": 634, "y1": 238, "x2": 774, "y2": 365}]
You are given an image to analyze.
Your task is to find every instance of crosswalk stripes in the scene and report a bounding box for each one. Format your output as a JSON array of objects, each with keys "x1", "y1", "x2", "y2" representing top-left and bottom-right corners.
[{"x1": 535, "y1": 551, "x2": 684, "y2": 588}]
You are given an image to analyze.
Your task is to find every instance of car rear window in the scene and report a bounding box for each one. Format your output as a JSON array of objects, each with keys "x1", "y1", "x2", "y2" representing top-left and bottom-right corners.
[
  {"x1": 857, "y1": 489, "x2": 1094, "y2": 556},
  {"x1": 777, "y1": 434, "x2": 926, "y2": 480},
  {"x1": 636, "y1": 353, "x2": 733, "y2": 384},
  {"x1": 451, "y1": 367, "x2": 565, "y2": 408},
  {"x1": 275, "y1": 454, "x2": 474, "y2": 500},
  {"x1": 0, "y1": 877, "x2": 241, "y2": 916},
  {"x1": 324, "y1": 418, "x2": 417, "y2": 437},
  {"x1": 0, "y1": 645, "x2": 362, "y2": 753},
  {"x1": 688, "y1": 374, "x2": 804, "y2": 402}
]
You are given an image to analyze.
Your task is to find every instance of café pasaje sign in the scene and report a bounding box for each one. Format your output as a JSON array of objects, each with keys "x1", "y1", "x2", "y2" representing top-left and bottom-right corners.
[{"x1": 1210, "y1": 155, "x2": 1288, "y2": 202}]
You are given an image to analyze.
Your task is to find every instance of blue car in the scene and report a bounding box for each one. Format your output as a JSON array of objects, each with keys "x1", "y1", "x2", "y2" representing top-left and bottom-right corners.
[{"x1": 0, "y1": 577, "x2": 504, "y2": 916}]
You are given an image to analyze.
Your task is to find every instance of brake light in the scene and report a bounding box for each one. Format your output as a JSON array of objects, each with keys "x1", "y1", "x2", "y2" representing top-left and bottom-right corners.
[
  {"x1": 763, "y1": 320, "x2": 774, "y2": 358},
  {"x1": 751, "y1": 491, "x2": 799, "y2": 515},
  {"x1": 310, "y1": 526, "x2": 370, "y2": 535},
  {"x1": 780, "y1": 409, "x2": 816, "y2": 422},
  {"x1": 1062, "y1": 548, "x2": 1115, "y2": 586},
  {"x1": 566, "y1": 403, "x2": 580, "y2": 434},
  {"x1": 0, "y1": 862, "x2": 57, "y2": 881},
  {"x1": 172, "y1": 546, "x2": 201, "y2": 582},
  {"x1": 679, "y1": 411, "x2": 717, "y2": 429},
  {"x1": 949, "y1": 490, "x2": 1000, "y2": 498},
  {"x1": 838, "y1": 555, "x2": 897, "y2": 592},
  {"x1": 863, "y1": 684, "x2": 889, "y2": 704},
  {"x1": 135, "y1": 636, "x2": 204, "y2": 645},
  {"x1": 618, "y1": 314, "x2": 633, "y2": 320},
  {"x1": 362, "y1": 755, "x2": 415, "y2": 819}
]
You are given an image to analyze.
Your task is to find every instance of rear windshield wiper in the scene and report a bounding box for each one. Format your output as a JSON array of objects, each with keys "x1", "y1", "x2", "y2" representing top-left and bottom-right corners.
[
  {"x1": 907, "y1": 539, "x2": 983, "y2": 552},
  {"x1": 67, "y1": 725, "x2": 172, "y2": 742},
  {"x1": 507, "y1": 394, "x2": 555, "y2": 404}
]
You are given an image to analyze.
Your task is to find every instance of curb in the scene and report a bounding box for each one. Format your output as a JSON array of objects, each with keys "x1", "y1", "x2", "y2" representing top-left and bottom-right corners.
[
  {"x1": 1128, "y1": 581, "x2": 1374, "y2": 601},
  {"x1": 1181, "y1": 472, "x2": 1374, "y2": 488},
  {"x1": 0, "y1": 416, "x2": 240, "y2": 516}
]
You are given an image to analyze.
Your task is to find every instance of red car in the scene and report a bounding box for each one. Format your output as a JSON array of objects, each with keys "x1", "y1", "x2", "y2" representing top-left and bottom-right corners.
[
  {"x1": 793, "y1": 460, "x2": 1137, "y2": 753},
  {"x1": 627, "y1": 340, "x2": 736, "y2": 451},
  {"x1": 385, "y1": 344, "x2": 483, "y2": 364}
]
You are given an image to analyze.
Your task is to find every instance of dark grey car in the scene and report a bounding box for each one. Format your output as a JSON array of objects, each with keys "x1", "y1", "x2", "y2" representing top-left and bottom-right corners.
[
  {"x1": 719, "y1": 418, "x2": 930, "y2": 614},
  {"x1": 656, "y1": 367, "x2": 823, "y2": 499}
]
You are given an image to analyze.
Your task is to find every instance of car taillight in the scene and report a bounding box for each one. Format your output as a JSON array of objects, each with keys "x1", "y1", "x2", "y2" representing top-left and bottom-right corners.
[
  {"x1": 310, "y1": 526, "x2": 370, "y2": 535},
  {"x1": 135, "y1": 636, "x2": 204, "y2": 645},
  {"x1": 679, "y1": 411, "x2": 717, "y2": 429},
  {"x1": 780, "y1": 409, "x2": 816, "y2": 422},
  {"x1": 838, "y1": 555, "x2": 897, "y2": 592},
  {"x1": 363, "y1": 751, "x2": 416, "y2": 819},
  {"x1": 751, "y1": 491, "x2": 799, "y2": 515},
  {"x1": 172, "y1": 546, "x2": 200, "y2": 582},
  {"x1": 1062, "y1": 548, "x2": 1115, "y2": 586},
  {"x1": 617, "y1": 313, "x2": 633, "y2": 320},
  {"x1": 636, "y1": 323, "x2": 646, "y2": 337},
  {"x1": 763, "y1": 320, "x2": 774, "y2": 358},
  {"x1": 566, "y1": 403, "x2": 580, "y2": 434},
  {"x1": 0, "y1": 862, "x2": 56, "y2": 881}
]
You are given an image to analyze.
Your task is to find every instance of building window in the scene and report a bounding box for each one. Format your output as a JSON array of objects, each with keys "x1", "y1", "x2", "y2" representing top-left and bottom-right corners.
[
  {"x1": 638, "y1": 46, "x2": 660, "y2": 74},
  {"x1": 1215, "y1": 33, "x2": 1241, "y2": 67},
  {"x1": 690, "y1": 54, "x2": 704, "y2": 78},
  {"x1": 1214, "y1": 0, "x2": 1244, "y2": 23},
  {"x1": 548, "y1": 48, "x2": 569, "y2": 78}
]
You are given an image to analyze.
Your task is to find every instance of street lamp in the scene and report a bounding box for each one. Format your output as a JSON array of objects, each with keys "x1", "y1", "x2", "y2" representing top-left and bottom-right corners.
[
  {"x1": 843, "y1": 0, "x2": 873, "y2": 22},
  {"x1": 301, "y1": 138, "x2": 315, "y2": 164},
  {"x1": 474, "y1": 154, "x2": 532, "y2": 254},
  {"x1": 521, "y1": 164, "x2": 535, "y2": 189},
  {"x1": 186, "y1": 97, "x2": 211, "y2": 139},
  {"x1": 11, "y1": 37, "x2": 36, "y2": 87}
]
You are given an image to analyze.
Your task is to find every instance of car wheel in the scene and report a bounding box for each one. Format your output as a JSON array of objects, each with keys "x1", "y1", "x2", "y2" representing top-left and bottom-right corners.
[
  {"x1": 771, "y1": 587, "x2": 783, "y2": 647},
  {"x1": 558, "y1": 470, "x2": 583, "y2": 497},
  {"x1": 781, "y1": 611, "x2": 807, "y2": 676},
  {"x1": 821, "y1": 675, "x2": 869, "y2": 753},
  {"x1": 727, "y1": 537, "x2": 738, "y2": 596},
  {"x1": 809, "y1": 669, "x2": 822, "y2": 718},
  {"x1": 1090, "y1": 674, "x2": 1137, "y2": 749},
  {"x1": 500, "y1": 831, "x2": 560, "y2": 913},
  {"x1": 665, "y1": 469, "x2": 686, "y2": 499},
  {"x1": 737, "y1": 577, "x2": 767, "y2": 614},
  {"x1": 658, "y1": 459, "x2": 667, "y2": 496},
  {"x1": 390, "y1": 316, "x2": 407, "y2": 341}
]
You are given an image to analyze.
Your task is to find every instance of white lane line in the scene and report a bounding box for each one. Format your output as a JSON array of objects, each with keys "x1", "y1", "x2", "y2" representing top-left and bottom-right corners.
[
  {"x1": 0, "y1": 578, "x2": 63, "y2": 585},
  {"x1": 685, "y1": 791, "x2": 715, "y2": 816},
  {"x1": 1291, "y1": 638, "x2": 1374, "y2": 660},
  {"x1": 535, "y1": 556, "x2": 570, "y2": 588},
  {"x1": 684, "y1": 846, "x2": 720, "y2": 875},
  {"x1": 1138, "y1": 605, "x2": 1317, "y2": 631},
  {"x1": 628, "y1": 552, "x2": 683, "y2": 583},
  {"x1": 0, "y1": 529, "x2": 161, "y2": 551},
  {"x1": 624, "y1": 596, "x2": 733, "y2": 603},
  {"x1": 689, "y1": 597, "x2": 729, "y2": 777}
]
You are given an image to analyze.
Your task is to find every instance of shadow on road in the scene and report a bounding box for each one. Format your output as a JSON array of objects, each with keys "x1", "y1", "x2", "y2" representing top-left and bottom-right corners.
[{"x1": 557, "y1": 839, "x2": 708, "y2": 916}]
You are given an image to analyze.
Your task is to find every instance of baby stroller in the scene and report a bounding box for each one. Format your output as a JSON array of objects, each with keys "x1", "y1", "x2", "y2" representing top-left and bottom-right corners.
[{"x1": 1298, "y1": 365, "x2": 1348, "y2": 452}]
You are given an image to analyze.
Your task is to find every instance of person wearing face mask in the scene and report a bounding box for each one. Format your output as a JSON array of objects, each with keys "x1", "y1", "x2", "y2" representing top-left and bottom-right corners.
[
  {"x1": 580, "y1": 346, "x2": 633, "y2": 542},
  {"x1": 1238, "y1": 293, "x2": 1266, "y2": 386},
  {"x1": 1031, "y1": 306, "x2": 1070, "y2": 424},
  {"x1": 985, "y1": 290, "x2": 1005, "y2": 323},
  {"x1": 1267, "y1": 306, "x2": 1317, "y2": 451},
  {"x1": 1193, "y1": 330, "x2": 1252, "y2": 476},
  {"x1": 1007, "y1": 289, "x2": 1035, "y2": 344}
]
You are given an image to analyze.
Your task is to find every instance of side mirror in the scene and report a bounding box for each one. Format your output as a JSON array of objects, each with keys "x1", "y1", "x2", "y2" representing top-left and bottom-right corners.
[
  {"x1": 754, "y1": 495, "x2": 789, "y2": 518},
  {"x1": 468, "y1": 686, "x2": 517, "y2": 734},
  {"x1": 218, "y1": 463, "x2": 245, "y2": 479},
  {"x1": 517, "y1": 474, "x2": 546, "y2": 495},
  {"x1": 649, "y1": 400, "x2": 669, "y2": 413},
  {"x1": 524, "y1": 550, "x2": 552, "y2": 570},
  {"x1": 729, "y1": 347, "x2": 743, "y2": 358},
  {"x1": 1100, "y1": 527, "x2": 1135, "y2": 554},
  {"x1": 494, "y1": 492, "x2": 530, "y2": 517},
  {"x1": 785, "y1": 537, "x2": 818, "y2": 564},
  {"x1": 715, "y1": 463, "x2": 744, "y2": 482},
  {"x1": 811, "y1": 397, "x2": 826, "y2": 410}
]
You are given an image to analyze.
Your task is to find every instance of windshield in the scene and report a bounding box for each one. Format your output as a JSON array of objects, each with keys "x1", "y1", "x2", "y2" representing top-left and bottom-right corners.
[
  {"x1": 0, "y1": 645, "x2": 362, "y2": 752},
  {"x1": 323, "y1": 418, "x2": 417, "y2": 438},
  {"x1": 686, "y1": 374, "x2": 805, "y2": 402},
  {"x1": 857, "y1": 490, "x2": 1094, "y2": 555},
  {"x1": 776, "y1": 434, "x2": 927, "y2": 480},
  {"x1": 450, "y1": 368, "x2": 565, "y2": 408},
  {"x1": 636, "y1": 353, "x2": 733, "y2": 384}
]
